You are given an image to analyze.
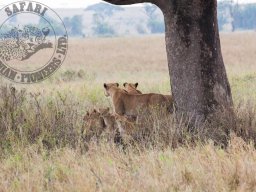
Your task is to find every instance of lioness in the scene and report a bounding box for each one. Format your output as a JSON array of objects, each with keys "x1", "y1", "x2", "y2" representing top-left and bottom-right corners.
[
  {"x1": 104, "y1": 83, "x2": 170, "y2": 117},
  {"x1": 123, "y1": 82, "x2": 173, "y2": 112}
]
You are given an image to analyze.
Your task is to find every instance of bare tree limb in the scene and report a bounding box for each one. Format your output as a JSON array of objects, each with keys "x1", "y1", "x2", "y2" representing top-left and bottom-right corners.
[
  {"x1": 102, "y1": 0, "x2": 153, "y2": 5},
  {"x1": 102, "y1": 0, "x2": 168, "y2": 12}
]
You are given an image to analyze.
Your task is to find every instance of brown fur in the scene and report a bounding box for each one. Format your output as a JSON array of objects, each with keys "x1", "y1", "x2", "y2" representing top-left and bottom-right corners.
[
  {"x1": 104, "y1": 83, "x2": 169, "y2": 117},
  {"x1": 123, "y1": 82, "x2": 174, "y2": 111},
  {"x1": 123, "y1": 82, "x2": 142, "y2": 94},
  {"x1": 99, "y1": 107, "x2": 136, "y2": 136},
  {"x1": 83, "y1": 109, "x2": 105, "y2": 140},
  {"x1": 98, "y1": 107, "x2": 117, "y2": 131}
]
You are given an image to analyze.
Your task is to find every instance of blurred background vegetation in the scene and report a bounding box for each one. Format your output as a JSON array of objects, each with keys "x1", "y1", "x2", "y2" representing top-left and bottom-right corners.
[{"x1": 2, "y1": 1, "x2": 256, "y2": 37}]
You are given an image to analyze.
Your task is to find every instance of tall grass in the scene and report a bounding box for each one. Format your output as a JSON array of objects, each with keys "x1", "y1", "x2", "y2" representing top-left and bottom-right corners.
[{"x1": 0, "y1": 83, "x2": 255, "y2": 150}]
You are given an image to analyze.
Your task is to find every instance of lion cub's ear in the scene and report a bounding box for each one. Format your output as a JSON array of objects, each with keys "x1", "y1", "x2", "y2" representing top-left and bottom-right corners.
[
  {"x1": 135, "y1": 83, "x2": 138, "y2": 88},
  {"x1": 116, "y1": 83, "x2": 119, "y2": 87},
  {"x1": 83, "y1": 111, "x2": 90, "y2": 120},
  {"x1": 123, "y1": 82, "x2": 128, "y2": 87},
  {"x1": 93, "y1": 109, "x2": 98, "y2": 113},
  {"x1": 104, "y1": 83, "x2": 107, "y2": 89}
]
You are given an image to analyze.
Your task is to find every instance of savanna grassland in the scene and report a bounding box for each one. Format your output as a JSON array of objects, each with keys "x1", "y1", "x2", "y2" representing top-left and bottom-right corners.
[{"x1": 0, "y1": 32, "x2": 256, "y2": 191}]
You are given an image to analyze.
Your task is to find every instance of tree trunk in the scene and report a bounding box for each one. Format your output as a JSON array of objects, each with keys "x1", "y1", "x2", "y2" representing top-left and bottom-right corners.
[
  {"x1": 102, "y1": 0, "x2": 233, "y2": 122},
  {"x1": 163, "y1": 1, "x2": 233, "y2": 121}
]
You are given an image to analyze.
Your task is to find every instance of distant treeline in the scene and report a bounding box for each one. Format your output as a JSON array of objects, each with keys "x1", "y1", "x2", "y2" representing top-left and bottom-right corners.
[
  {"x1": 86, "y1": 2, "x2": 256, "y2": 37},
  {"x1": 1, "y1": 2, "x2": 255, "y2": 37},
  {"x1": 218, "y1": 2, "x2": 256, "y2": 31}
]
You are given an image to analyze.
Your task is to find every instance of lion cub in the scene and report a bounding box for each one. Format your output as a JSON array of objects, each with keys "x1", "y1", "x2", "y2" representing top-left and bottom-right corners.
[
  {"x1": 83, "y1": 109, "x2": 105, "y2": 141},
  {"x1": 99, "y1": 107, "x2": 135, "y2": 136},
  {"x1": 98, "y1": 107, "x2": 117, "y2": 131}
]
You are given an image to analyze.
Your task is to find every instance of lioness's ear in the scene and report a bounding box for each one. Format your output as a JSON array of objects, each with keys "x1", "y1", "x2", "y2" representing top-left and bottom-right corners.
[
  {"x1": 86, "y1": 111, "x2": 90, "y2": 116},
  {"x1": 135, "y1": 83, "x2": 138, "y2": 88},
  {"x1": 116, "y1": 83, "x2": 119, "y2": 87},
  {"x1": 123, "y1": 82, "x2": 127, "y2": 87},
  {"x1": 104, "y1": 83, "x2": 107, "y2": 89}
]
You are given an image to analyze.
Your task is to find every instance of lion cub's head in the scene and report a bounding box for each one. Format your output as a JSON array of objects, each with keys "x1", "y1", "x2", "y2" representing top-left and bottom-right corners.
[
  {"x1": 83, "y1": 109, "x2": 105, "y2": 136},
  {"x1": 83, "y1": 109, "x2": 100, "y2": 122},
  {"x1": 98, "y1": 107, "x2": 118, "y2": 132},
  {"x1": 103, "y1": 83, "x2": 119, "y2": 96},
  {"x1": 98, "y1": 107, "x2": 110, "y2": 116},
  {"x1": 123, "y1": 82, "x2": 142, "y2": 94}
]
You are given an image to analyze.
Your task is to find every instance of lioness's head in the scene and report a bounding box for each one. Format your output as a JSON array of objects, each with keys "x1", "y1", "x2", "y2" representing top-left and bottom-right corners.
[
  {"x1": 123, "y1": 82, "x2": 142, "y2": 94},
  {"x1": 123, "y1": 82, "x2": 138, "y2": 89},
  {"x1": 103, "y1": 83, "x2": 119, "y2": 97}
]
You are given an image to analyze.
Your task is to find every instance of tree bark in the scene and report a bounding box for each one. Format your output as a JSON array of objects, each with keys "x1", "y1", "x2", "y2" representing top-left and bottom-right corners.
[
  {"x1": 164, "y1": 0, "x2": 233, "y2": 121},
  {"x1": 102, "y1": 0, "x2": 233, "y2": 122}
]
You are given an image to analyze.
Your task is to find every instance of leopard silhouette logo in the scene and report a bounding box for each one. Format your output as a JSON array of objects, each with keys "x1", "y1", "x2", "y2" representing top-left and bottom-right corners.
[{"x1": 0, "y1": 25, "x2": 53, "y2": 61}]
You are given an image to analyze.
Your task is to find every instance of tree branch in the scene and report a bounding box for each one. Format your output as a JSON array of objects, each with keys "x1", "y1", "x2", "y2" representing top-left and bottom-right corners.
[
  {"x1": 102, "y1": 0, "x2": 168, "y2": 12},
  {"x1": 102, "y1": 0, "x2": 153, "y2": 5}
]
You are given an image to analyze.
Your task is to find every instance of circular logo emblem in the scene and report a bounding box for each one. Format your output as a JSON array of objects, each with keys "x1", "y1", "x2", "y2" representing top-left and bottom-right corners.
[{"x1": 0, "y1": 1, "x2": 68, "y2": 83}]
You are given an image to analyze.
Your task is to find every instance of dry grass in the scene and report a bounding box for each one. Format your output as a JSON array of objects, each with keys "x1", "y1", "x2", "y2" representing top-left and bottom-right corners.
[
  {"x1": 0, "y1": 32, "x2": 256, "y2": 191},
  {"x1": 1, "y1": 133, "x2": 256, "y2": 191},
  {"x1": 1, "y1": 138, "x2": 256, "y2": 192}
]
